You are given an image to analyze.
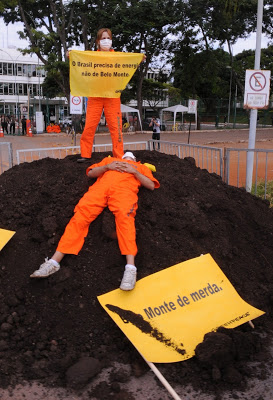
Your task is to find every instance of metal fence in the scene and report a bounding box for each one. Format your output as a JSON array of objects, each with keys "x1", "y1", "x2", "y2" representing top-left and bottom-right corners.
[
  {"x1": 224, "y1": 147, "x2": 273, "y2": 200},
  {"x1": 16, "y1": 141, "x2": 149, "y2": 165},
  {"x1": 0, "y1": 142, "x2": 13, "y2": 174},
  {"x1": 148, "y1": 140, "x2": 223, "y2": 177},
  {"x1": 2, "y1": 140, "x2": 272, "y2": 202}
]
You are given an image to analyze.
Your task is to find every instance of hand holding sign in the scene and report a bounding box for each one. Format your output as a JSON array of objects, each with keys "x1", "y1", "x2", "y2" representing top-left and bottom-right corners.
[{"x1": 70, "y1": 51, "x2": 144, "y2": 98}]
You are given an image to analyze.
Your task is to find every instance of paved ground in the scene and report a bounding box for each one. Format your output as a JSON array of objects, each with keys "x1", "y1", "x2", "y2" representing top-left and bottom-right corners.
[{"x1": 1, "y1": 127, "x2": 273, "y2": 157}]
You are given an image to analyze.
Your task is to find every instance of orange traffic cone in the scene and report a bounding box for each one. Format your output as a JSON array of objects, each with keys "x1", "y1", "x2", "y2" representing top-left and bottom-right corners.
[{"x1": 0, "y1": 126, "x2": 4, "y2": 137}]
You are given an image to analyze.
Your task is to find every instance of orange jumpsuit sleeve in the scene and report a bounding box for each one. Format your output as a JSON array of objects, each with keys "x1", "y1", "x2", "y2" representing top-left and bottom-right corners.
[
  {"x1": 86, "y1": 158, "x2": 160, "y2": 188},
  {"x1": 86, "y1": 157, "x2": 115, "y2": 175},
  {"x1": 137, "y1": 164, "x2": 160, "y2": 189}
]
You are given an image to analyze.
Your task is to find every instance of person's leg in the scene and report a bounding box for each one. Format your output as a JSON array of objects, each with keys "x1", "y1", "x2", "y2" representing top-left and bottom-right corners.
[
  {"x1": 56, "y1": 185, "x2": 107, "y2": 254},
  {"x1": 152, "y1": 133, "x2": 156, "y2": 150},
  {"x1": 109, "y1": 194, "x2": 138, "y2": 290},
  {"x1": 103, "y1": 98, "x2": 124, "y2": 159},
  {"x1": 80, "y1": 97, "x2": 103, "y2": 159},
  {"x1": 30, "y1": 185, "x2": 107, "y2": 278},
  {"x1": 126, "y1": 255, "x2": 135, "y2": 265},
  {"x1": 157, "y1": 132, "x2": 160, "y2": 150}
]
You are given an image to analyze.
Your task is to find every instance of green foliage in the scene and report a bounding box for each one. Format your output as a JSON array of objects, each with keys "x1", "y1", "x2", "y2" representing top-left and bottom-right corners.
[
  {"x1": 251, "y1": 180, "x2": 273, "y2": 207},
  {"x1": 172, "y1": 47, "x2": 230, "y2": 100},
  {"x1": 0, "y1": 0, "x2": 271, "y2": 110}
]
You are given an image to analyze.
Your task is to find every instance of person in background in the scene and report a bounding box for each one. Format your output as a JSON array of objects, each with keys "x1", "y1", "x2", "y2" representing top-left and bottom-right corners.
[
  {"x1": 30, "y1": 151, "x2": 160, "y2": 291},
  {"x1": 149, "y1": 115, "x2": 161, "y2": 150},
  {"x1": 1, "y1": 116, "x2": 8, "y2": 134},
  {"x1": 9, "y1": 116, "x2": 15, "y2": 135},
  {"x1": 21, "y1": 116, "x2": 27, "y2": 135}
]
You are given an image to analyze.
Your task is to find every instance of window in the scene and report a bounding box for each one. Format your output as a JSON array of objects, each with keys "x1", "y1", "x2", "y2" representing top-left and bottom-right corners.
[
  {"x1": 4, "y1": 104, "x2": 11, "y2": 114},
  {"x1": 23, "y1": 83, "x2": 28, "y2": 95},
  {"x1": 2, "y1": 63, "x2": 7, "y2": 75},
  {"x1": 23, "y1": 64, "x2": 28, "y2": 76},
  {"x1": 27, "y1": 64, "x2": 32, "y2": 77},
  {"x1": 7, "y1": 63, "x2": 13, "y2": 75},
  {"x1": 8, "y1": 83, "x2": 14, "y2": 94},
  {"x1": 18, "y1": 83, "x2": 23, "y2": 95},
  {"x1": 17, "y1": 64, "x2": 23, "y2": 76},
  {"x1": 59, "y1": 105, "x2": 69, "y2": 119},
  {"x1": 3, "y1": 83, "x2": 9, "y2": 95}
]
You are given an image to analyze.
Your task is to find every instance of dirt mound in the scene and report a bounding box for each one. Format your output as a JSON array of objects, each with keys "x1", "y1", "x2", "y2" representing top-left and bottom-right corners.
[{"x1": 0, "y1": 150, "x2": 273, "y2": 398}]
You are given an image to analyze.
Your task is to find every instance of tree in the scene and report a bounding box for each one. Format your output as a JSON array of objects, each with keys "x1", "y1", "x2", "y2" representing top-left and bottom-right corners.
[
  {"x1": 183, "y1": 0, "x2": 258, "y2": 62},
  {"x1": 1, "y1": 0, "x2": 179, "y2": 117},
  {"x1": 103, "y1": 0, "x2": 181, "y2": 120},
  {"x1": 0, "y1": 0, "x2": 76, "y2": 100},
  {"x1": 171, "y1": 38, "x2": 231, "y2": 100}
]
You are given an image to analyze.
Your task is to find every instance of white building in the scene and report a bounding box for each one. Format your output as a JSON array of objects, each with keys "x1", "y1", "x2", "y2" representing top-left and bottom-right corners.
[
  {"x1": 127, "y1": 67, "x2": 170, "y2": 117},
  {"x1": 0, "y1": 47, "x2": 68, "y2": 130}
]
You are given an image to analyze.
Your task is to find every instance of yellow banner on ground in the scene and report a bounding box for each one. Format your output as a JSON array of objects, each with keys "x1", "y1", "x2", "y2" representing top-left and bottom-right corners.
[
  {"x1": 0, "y1": 228, "x2": 15, "y2": 251},
  {"x1": 98, "y1": 254, "x2": 264, "y2": 363},
  {"x1": 70, "y1": 50, "x2": 144, "y2": 98}
]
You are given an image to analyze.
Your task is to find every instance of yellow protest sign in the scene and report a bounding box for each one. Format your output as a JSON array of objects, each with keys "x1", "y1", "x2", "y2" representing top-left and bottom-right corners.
[
  {"x1": 98, "y1": 254, "x2": 264, "y2": 363},
  {"x1": 69, "y1": 50, "x2": 144, "y2": 98},
  {"x1": 0, "y1": 228, "x2": 15, "y2": 251}
]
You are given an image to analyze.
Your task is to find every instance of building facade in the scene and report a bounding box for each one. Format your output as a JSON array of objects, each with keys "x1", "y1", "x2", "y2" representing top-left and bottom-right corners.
[{"x1": 0, "y1": 47, "x2": 68, "y2": 131}]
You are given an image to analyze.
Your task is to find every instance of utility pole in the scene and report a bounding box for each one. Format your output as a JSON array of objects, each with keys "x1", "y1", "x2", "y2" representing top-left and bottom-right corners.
[{"x1": 245, "y1": 0, "x2": 263, "y2": 192}]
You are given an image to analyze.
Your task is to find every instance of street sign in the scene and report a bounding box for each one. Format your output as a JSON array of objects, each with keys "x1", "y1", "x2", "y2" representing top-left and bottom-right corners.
[
  {"x1": 188, "y1": 99, "x2": 198, "y2": 114},
  {"x1": 244, "y1": 69, "x2": 271, "y2": 109},
  {"x1": 70, "y1": 95, "x2": 83, "y2": 114},
  {"x1": 36, "y1": 111, "x2": 44, "y2": 134}
]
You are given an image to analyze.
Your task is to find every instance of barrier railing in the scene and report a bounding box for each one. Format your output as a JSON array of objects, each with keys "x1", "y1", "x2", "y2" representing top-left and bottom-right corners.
[
  {"x1": 148, "y1": 140, "x2": 223, "y2": 177},
  {"x1": 0, "y1": 142, "x2": 13, "y2": 174},
  {"x1": 6, "y1": 141, "x2": 273, "y2": 202},
  {"x1": 16, "y1": 141, "x2": 149, "y2": 165},
  {"x1": 224, "y1": 147, "x2": 273, "y2": 199}
]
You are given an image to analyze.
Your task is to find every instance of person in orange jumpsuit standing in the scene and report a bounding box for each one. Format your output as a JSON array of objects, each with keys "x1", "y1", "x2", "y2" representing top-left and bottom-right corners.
[
  {"x1": 77, "y1": 28, "x2": 144, "y2": 163},
  {"x1": 30, "y1": 151, "x2": 160, "y2": 291}
]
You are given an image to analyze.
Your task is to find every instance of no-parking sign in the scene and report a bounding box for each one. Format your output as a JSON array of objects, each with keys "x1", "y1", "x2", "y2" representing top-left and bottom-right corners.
[
  {"x1": 70, "y1": 95, "x2": 83, "y2": 114},
  {"x1": 244, "y1": 70, "x2": 271, "y2": 109},
  {"x1": 188, "y1": 99, "x2": 198, "y2": 114}
]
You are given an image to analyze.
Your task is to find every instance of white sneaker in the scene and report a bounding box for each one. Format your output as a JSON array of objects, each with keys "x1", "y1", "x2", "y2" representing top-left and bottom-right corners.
[
  {"x1": 120, "y1": 268, "x2": 137, "y2": 291},
  {"x1": 30, "y1": 258, "x2": 60, "y2": 278}
]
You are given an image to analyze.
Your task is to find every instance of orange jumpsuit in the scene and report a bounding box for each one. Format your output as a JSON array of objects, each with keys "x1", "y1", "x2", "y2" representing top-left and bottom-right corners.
[
  {"x1": 80, "y1": 49, "x2": 124, "y2": 159},
  {"x1": 57, "y1": 157, "x2": 160, "y2": 256}
]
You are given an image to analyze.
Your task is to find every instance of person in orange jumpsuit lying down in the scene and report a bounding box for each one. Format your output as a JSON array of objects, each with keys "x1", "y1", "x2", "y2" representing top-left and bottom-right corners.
[
  {"x1": 30, "y1": 151, "x2": 160, "y2": 291},
  {"x1": 77, "y1": 28, "x2": 145, "y2": 163}
]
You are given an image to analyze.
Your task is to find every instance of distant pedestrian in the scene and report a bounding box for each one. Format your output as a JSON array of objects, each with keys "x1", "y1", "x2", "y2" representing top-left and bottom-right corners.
[
  {"x1": 9, "y1": 116, "x2": 15, "y2": 135},
  {"x1": 149, "y1": 115, "x2": 161, "y2": 150},
  {"x1": 21, "y1": 116, "x2": 27, "y2": 135},
  {"x1": 1, "y1": 116, "x2": 8, "y2": 134}
]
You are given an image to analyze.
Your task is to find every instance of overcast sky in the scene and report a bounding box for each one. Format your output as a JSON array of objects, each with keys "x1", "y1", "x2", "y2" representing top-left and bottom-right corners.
[{"x1": 0, "y1": 19, "x2": 270, "y2": 56}]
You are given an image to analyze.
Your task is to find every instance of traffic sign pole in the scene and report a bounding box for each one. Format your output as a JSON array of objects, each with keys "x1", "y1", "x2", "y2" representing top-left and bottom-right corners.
[{"x1": 246, "y1": 0, "x2": 264, "y2": 192}]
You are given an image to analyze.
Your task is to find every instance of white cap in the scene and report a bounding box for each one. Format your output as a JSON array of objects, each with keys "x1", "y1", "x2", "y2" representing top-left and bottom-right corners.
[{"x1": 122, "y1": 151, "x2": 136, "y2": 161}]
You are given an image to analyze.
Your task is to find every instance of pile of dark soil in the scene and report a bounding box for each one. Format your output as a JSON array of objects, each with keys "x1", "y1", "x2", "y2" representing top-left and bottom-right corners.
[{"x1": 0, "y1": 150, "x2": 273, "y2": 398}]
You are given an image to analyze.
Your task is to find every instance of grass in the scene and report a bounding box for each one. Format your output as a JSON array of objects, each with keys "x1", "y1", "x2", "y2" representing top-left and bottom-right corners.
[{"x1": 251, "y1": 180, "x2": 273, "y2": 207}]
